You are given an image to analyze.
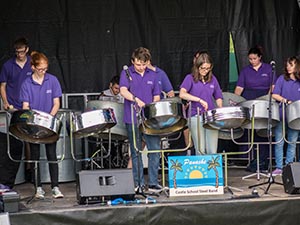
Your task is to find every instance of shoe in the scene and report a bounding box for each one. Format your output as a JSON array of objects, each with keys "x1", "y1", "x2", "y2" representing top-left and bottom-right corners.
[
  {"x1": 272, "y1": 168, "x2": 282, "y2": 176},
  {"x1": 135, "y1": 185, "x2": 145, "y2": 193},
  {"x1": 148, "y1": 184, "x2": 163, "y2": 193},
  {"x1": 35, "y1": 187, "x2": 45, "y2": 199},
  {"x1": 52, "y1": 186, "x2": 64, "y2": 198}
]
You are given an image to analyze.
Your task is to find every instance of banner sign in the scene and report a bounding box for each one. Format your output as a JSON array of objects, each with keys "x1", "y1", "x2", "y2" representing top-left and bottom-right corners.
[{"x1": 168, "y1": 154, "x2": 224, "y2": 197}]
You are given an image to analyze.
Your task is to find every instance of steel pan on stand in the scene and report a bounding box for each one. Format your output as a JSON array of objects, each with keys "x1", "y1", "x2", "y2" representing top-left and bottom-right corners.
[
  {"x1": 286, "y1": 100, "x2": 300, "y2": 130},
  {"x1": 40, "y1": 109, "x2": 82, "y2": 182},
  {"x1": 140, "y1": 100, "x2": 187, "y2": 136},
  {"x1": 9, "y1": 110, "x2": 62, "y2": 144},
  {"x1": 86, "y1": 100, "x2": 127, "y2": 140},
  {"x1": 203, "y1": 106, "x2": 250, "y2": 130},
  {"x1": 222, "y1": 92, "x2": 246, "y2": 107},
  {"x1": 238, "y1": 100, "x2": 280, "y2": 130},
  {"x1": 72, "y1": 108, "x2": 117, "y2": 139}
]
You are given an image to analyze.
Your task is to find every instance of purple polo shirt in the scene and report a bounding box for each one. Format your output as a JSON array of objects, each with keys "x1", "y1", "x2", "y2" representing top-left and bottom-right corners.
[
  {"x1": 236, "y1": 63, "x2": 273, "y2": 100},
  {"x1": 0, "y1": 56, "x2": 32, "y2": 109},
  {"x1": 120, "y1": 65, "x2": 160, "y2": 124},
  {"x1": 19, "y1": 73, "x2": 62, "y2": 114},
  {"x1": 273, "y1": 75, "x2": 300, "y2": 119},
  {"x1": 155, "y1": 66, "x2": 173, "y2": 98},
  {"x1": 180, "y1": 74, "x2": 223, "y2": 116}
]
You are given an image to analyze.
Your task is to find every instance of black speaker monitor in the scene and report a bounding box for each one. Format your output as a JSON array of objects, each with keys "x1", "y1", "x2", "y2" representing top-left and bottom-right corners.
[
  {"x1": 282, "y1": 162, "x2": 300, "y2": 194},
  {"x1": 76, "y1": 169, "x2": 135, "y2": 204}
]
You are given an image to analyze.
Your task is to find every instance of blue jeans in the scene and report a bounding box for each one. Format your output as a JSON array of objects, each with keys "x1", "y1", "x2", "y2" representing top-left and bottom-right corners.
[
  {"x1": 190, "y1": 116, "x2": 218, "y2": 155},
  {"x1": 126, "y1": 123, "x2": 161, "y2": 187},
  {"x1": 274, "y1": 121, "x2": 299, "y2": 169}
]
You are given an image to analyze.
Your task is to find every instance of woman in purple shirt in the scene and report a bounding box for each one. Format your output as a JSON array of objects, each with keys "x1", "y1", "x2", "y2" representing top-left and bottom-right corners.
[
  {"x1": 20, "y1": 51, "x2": 63, "y2": 199},
  {"x1": 179, "y1": 51, "x2": 223, "y2": 155},
  {"x1": 272, "y1": 56, "x2": 300, "y2": 175}
]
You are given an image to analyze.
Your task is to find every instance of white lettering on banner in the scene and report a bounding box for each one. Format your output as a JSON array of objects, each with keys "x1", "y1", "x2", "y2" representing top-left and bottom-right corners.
[{"x1": 183, "y1": 158, "x2": 206, "y2": 166}]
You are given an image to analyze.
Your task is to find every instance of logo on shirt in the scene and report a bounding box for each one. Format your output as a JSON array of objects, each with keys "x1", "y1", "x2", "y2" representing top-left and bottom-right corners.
[
  {"x1": 210, "y1": 84, "x2": 215, "y2": 89},
  {"x1": 26, "y1": 72, "x2": 32, "y2": 76},
  {"x1": 147, "y1": 81, "x2": 153, "y2": 85},
  {"x1": 261, "y1": 73, "x2": 268, "y2": 77},
  {"x1": 46, "y1": 89, "x2": 52, "y2": 94}
]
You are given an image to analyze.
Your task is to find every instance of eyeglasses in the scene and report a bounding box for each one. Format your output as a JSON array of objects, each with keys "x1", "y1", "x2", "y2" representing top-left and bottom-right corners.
[
  {"x1": 15, "y1": 48, "x2": 27, "y2": 55},
  {"x1": 199, "y1": 66, "x2": 211, "y2": 71},
  {"x1": 35, "y1": 67, "x2": 48, "y2": 73}
]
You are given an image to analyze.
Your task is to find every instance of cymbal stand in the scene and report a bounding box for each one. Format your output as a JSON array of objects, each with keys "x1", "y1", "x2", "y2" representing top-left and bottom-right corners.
[{"x1": 6, "y1": 111, "x2": 66, "y2": 204}]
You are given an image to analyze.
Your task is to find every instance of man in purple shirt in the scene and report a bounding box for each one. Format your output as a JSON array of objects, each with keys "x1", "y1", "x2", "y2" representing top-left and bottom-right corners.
[
  {"x1": 120, "y1": 47, "x2": 162, "y2": 193},
  {"x1": 147, "y1": 62, "x2": 174, "y2": 98},
  {"x1": 0, "y1": 37, "x2": 31, "y2": 188}
]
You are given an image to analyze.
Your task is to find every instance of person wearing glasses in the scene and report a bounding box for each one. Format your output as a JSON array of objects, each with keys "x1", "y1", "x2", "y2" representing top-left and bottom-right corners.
[
  {"x1": 179, "y1": 51, "x2": 223, "y2": 155},
  {"x1": 0, "y1": 37, "x2": 31, "y2": 189},
  {"x1": 19, "y1": 51, "x2": 64, "y2": 199}
]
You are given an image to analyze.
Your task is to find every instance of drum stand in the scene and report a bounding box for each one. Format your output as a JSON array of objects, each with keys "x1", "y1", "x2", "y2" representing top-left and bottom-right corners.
[
  {"x1": 248, "y1": 101, "x2": 284, "y2": 193},
  {"x1": 6, "y1": 111, "x2": 67, "y2": 204}
]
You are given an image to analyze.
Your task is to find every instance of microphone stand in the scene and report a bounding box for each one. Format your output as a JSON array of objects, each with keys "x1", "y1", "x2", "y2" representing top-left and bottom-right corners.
[{"x1": 249, "y1": 62, "x2": 283, "y2": 193}]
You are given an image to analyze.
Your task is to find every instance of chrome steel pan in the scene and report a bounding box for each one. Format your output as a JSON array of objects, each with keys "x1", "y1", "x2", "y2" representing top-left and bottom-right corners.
[
  {"x1": 9, "y1": 110, "x2": 61, "y2": 144},
  {"x1": 238, "y1": 100, "x2": 279, "y2": 129},
  {"x1": 222, "y1": 92, "x2": 246, "y2": 107},
  {"x1": 286, "y1": 100, "x2": 300, "y2": 130},
  {"x1": 72, "y1": 108, "x2": 116, "y2": 139},
  {"x1": 143, "y1": 100, "x2": 185, "y2": 130},
  {"x1": 86, "y1": 100, "x2": 127, "y2": 140},
  {"x1": 218, "y1": 128, "x2": 244, "y2": 140},
  {"x1": 203, "y1": 106, "x2": 250, "y2": 130}
]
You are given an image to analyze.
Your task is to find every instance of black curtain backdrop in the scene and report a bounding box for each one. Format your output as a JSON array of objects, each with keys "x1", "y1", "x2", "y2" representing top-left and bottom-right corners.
[{"x1": 0, "y1": 0, "x2": 300, "y2": 93}]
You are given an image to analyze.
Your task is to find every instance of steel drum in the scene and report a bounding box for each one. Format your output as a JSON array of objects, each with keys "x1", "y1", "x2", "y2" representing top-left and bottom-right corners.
[
  {"x1": 86, "y1": 100, "x2": 127, "y2": 140},
  {"x1": 203, "y1": 106, "x2": 250, "y2": 130},
  {"x1": 286, "y1": 100, "x2": 300, "y2": 130},
  {"x1": 222, "y1": 92, "x2": 246, "y2": 107},
  {"x1": 9, "y1": 110, "x2": 62, "y2": 144},
  {"x1": 72, "y1": 108, "x2": 116, "y2": 139},
  {"x1": 143, "y1": 100, "x2": 184, "y2": 130},
  {"x1": 238, "y1": 100, "x2": 279, "y2": 129},
  {"x1": 140, "y1": 99, "x2": 187, "y2": 136}
]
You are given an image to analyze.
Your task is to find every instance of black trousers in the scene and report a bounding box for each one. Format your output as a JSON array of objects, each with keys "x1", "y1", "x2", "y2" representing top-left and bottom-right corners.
[
  {"x1": 0, "y1": 132, "x2": 23, "y2": 188},
  {"x1": 29, "y1": 142, "x2": 59, "y2": 188}
]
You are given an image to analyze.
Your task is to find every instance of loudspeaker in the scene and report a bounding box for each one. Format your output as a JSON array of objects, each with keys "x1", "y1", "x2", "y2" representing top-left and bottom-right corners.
[
  {"x1": 282, "y1": 162, "x2": 300, "y2": 194},
  {"x1": 76, "y1": 169, "x2": 135, "y2": 204}
]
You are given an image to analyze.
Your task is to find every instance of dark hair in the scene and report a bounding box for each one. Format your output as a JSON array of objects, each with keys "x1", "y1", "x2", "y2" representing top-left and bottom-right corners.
[
  {"x1": 284, "y1": 56, "x2": 300, "y2": 80},
  {"x1": 131, "y1": 47, "x2": 151, "y2": 62},
  {"x1": 248, "y1": 45, "x2": 263, "y2": 57},
  {"x1": 14, "y1": 37, "x2": 29, "y2": 49},
  {"x1": 30, "y1": 51, "x2": 48, "y2": 67},
  {"x1": 192, "y1": 52, "x2": 213, "y2": 83},
  {"x1": 110, "y1": 75, "x2": 120, "y2": 85}
]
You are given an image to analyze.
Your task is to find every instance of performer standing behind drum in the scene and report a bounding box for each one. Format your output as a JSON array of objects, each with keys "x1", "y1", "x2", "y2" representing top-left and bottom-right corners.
[
  {"x1": 99, "y1": 75, "x2": 124, "y2": 103},
  {"x1": 234, "y1": 46, "x2": 274, "y2": 171},
  {"x1": 179, "y1": 51, "x2": 223, "y2": 155},
  {"x1": 147, "y1": 61, "x2": 175, "y2": 98},
  {"x1": 272, "y1": 56, "x2": 300, "y2": 175},
  {"x1": 19, "y1": 51, "x2": 64, "y2": 199},
  {"x1": 0, "y1": 37, "x2": 31, "y2": 189},
  {"x1": 120, "y1": 47, "x2": 162, "y2": 192}
]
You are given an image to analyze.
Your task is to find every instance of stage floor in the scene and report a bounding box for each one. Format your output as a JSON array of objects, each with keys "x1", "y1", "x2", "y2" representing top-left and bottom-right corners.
[{"x1": 7, "y1": 167, "x2": 300, "y2": 225}]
